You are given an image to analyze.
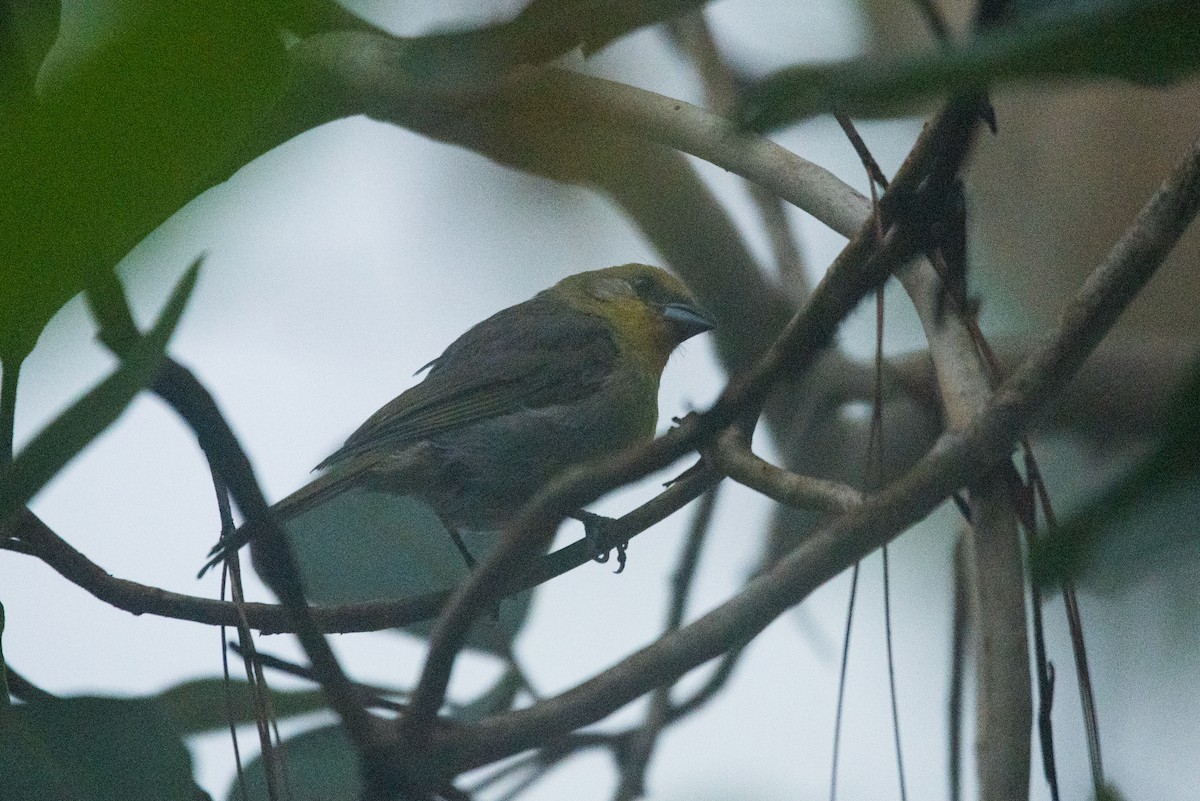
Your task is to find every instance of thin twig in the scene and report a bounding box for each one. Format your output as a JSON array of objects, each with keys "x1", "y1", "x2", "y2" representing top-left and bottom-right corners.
[
  {"x1": 666, "y1": 646, "x2": 747, "y2": 721},
  {"x1": 1026, "y1": 455, "x2": 1105, "y2": 792},
  {"x1": 226, "y1": 642, "x2": 409, "y2": 714},
  {"x1": 947, "y1": 532, "x2": 972, "y2": 801},
  {"x1": 838, "y1": 113, "x2": 910, "y2": 801},
  {"x1": 711, "y1": 428, "x2": 863, "y2": 513},
  {"x1": 2, "y1": 470, "x2": 716, "y2": 636},
  {"x1": 829, "y1": 563, "x2": 859, "y2": 801},
  {"x1": 882, "y1": 546, "x2": 908, "y2": 801},
  {"x1": 212, "y1": 467, "x2": 282, "y2": 801}
]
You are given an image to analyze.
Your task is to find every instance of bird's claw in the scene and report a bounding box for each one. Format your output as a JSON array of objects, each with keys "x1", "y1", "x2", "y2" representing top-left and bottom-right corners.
[{"x1": 575, "y1": 510, "x2": 629, "y2": 574}]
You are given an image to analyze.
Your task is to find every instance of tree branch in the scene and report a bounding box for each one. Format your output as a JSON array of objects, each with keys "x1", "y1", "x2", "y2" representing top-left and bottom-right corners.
[{"x1": 709, "y1": 427, "x2": 863, "y2": 512}]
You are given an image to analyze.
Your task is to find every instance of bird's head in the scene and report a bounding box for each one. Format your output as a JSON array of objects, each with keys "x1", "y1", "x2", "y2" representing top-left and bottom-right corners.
[{"x1": 554, "y1": 264, "x2": 714, "y2": 374}]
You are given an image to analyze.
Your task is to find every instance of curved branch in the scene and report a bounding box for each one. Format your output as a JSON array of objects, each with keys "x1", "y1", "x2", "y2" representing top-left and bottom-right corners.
[{"x1": 710, "y1": 428, "x2": 862, "y2": 513}]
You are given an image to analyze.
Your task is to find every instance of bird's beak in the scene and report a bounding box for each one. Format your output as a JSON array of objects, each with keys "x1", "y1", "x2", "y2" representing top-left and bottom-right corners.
[{"x1": 663, "y1": 302, "x2": 715, "y2": 341}]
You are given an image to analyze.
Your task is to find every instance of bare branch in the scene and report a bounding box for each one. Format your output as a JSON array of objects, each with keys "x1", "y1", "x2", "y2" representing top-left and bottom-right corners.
[{"x1": 710, "y1": 427, "x2": 863, "y2": 513}]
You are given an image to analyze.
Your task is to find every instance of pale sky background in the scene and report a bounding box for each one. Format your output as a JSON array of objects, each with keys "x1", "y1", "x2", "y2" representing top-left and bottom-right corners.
[{"x1": 4, "y1": 1, "x2": 1198, "y2": 799}]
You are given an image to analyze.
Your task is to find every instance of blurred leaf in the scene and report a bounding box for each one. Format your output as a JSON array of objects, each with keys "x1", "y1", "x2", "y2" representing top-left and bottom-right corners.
[
  {"x1": 510, "y1": 0, "x2": 711, "y2": 57},
  {"x1": 738, "y1": 0, "x2": 1200, "y2": 131},
  {"x1": 154, "y1": 676, "x2": 332, "y2": 736},
  {"x1": 360, "y1": 0, "x2": 712, "y2": 93},
  {"x1": 285, "y1": 489, "x2": 534, "y2": 656},
  {"x1": 227, "y1": 664, "x2": 524, "y2": 801},
  {"x1": 231, "y1": 724, "x2": 360, "y2": 801},
  {"x1": 0, "y1": 0, "x2": 58, "y2": 102},
  {"x1": 447, "y1": 662, "x2": 524, "y2": 723},
  {"x1": 0, "y1": 696, "x2": 204, "y2": 801},
  {"x1": 1095, "y1": 782, "x2": 1127, "y2": 801},
  {"x1": 1033, "y1": 356, "x2": 1200, "y2": 586},
  {"x1": 0, "y1": 0, "x2": 285, "y2": 359},
  {"x1": 0, "y1": 259, "x2": 199, "y2": 518}
]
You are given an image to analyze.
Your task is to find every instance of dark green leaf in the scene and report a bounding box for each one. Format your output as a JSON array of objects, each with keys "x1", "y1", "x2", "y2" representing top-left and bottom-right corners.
[
  {"x1": 285, "y1": 489, "x2": 535, "y2": 655},
  {"x1": 0, "y1": 259, "x2": 199, "y2": 518},
  {"x1": 231, "y1": 724, "x2": 360, "y2": 801},
  {"x1": 0, "y1": 696, "x2": 204, "y2": 801},
  {"x1": 0, "y1": 1, "x2": 284, "y2": 359},
  {"x1": 154, "y1": 677, "x2": 333, "y2": 736},
  {"x1": 738, "y1": 0, "x2": 1200, "y2": 131},
  {"x1": 1032, "y1": 356, "x2": 1200, "y2": 586},
  {"x1": 447, "y1": 663, "x2": 525, "y2": 723}
]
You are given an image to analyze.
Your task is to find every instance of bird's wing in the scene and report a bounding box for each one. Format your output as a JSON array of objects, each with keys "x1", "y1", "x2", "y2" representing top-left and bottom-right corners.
[{"x1": 316, "y1": 294, "x2": 617, "y2": 469}]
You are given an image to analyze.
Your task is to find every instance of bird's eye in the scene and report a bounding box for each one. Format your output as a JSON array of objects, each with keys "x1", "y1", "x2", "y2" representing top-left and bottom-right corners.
[{"x1": 631, "y1": 274, "x2": 655, "y2": 295}]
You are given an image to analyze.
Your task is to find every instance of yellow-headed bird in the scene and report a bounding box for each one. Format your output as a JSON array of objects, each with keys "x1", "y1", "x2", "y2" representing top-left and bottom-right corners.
[{"x1": 202, "y1": 264, "x2": 712, "y2": 576}]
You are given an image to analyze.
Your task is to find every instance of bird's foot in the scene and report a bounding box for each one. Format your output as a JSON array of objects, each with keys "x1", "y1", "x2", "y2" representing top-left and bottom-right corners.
[{"x1": 574, "y1": 510, "x2": 629, "y2": 574}]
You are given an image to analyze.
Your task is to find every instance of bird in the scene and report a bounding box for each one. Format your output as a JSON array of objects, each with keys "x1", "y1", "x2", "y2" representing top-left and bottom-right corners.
[{"x1": 200, "y1": 263, "x2": 713, "y2": 578}]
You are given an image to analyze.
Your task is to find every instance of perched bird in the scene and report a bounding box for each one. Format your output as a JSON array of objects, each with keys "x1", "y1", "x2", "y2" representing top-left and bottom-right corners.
[{"x1": 201, "y1": 263, "x2": 712, "y2": 576}]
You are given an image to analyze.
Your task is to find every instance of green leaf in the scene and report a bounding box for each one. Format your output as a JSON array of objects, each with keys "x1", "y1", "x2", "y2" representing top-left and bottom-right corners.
[
  {"x1": 231, "y1": 724, "x2": 360, "y2": 801},
  {"x1": 1032, "y1": 356, "x2": 1200, "y2": 587},
  {"x1": 227, "y1": 666, "x2": 528, "y2": 800},
  {"x1": 0, "y1": 696, "x2": 204, "y2": 801},
  {"x1": 154, "y1": 677, "x2": 334, "y2": 736},
  {"x1": 447, "y1": 662, "x2": 525, "y2": 723},
  {"x1": 0, "y1": 259, "x2": 199, "y2": 518},
  {"x1": 348, "y1": 0, "x2": 713, "y2": 95},
  {"x1": 0, "y1": 0, "x2": 285, "y2": 359},
  {"x1": 284, "y1": 489, "x2": 535, "y2": 656},
  {"x1": 738, "y1": 0, "x2": 1200, "y2": 131}
]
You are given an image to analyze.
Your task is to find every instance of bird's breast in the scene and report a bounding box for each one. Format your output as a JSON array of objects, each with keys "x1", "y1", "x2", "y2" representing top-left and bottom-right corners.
[{"x1": 419, "y1": 364, "x2": 661, "y2": 529}]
